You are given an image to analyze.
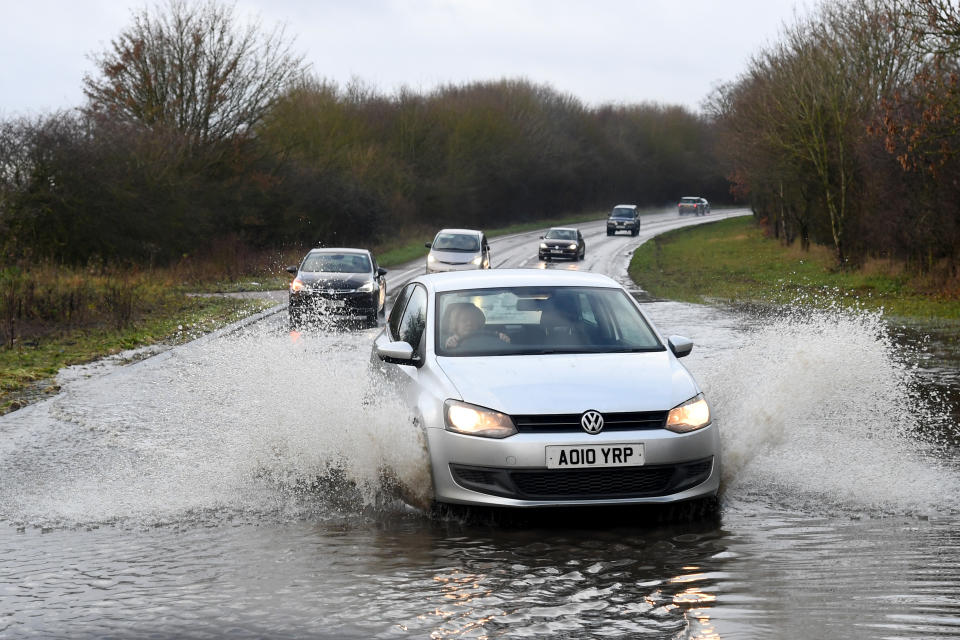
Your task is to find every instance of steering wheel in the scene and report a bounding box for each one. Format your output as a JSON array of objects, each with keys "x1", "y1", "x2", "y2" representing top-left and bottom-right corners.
[{"x1": 457, "y1": 332, "x2": 504, "y2": 350}]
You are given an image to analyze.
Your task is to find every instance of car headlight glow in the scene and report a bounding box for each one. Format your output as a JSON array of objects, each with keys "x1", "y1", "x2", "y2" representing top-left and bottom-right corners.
[
  {"x1": 540, "y1": 242, "x2": 547, "y2": 249},
  {"x1": 357, "y1": 280, "x2": 374, "y2": 292},
  {"x1": 471, "y1": 256, "x2": 482, "y2": 265},
  {"x1": 444, "y1": 400, "x2": 517, "y2": 438},
  {"x1": 568, "y1": 243, "x2": 578, "y2": 250},
  {"x1": 290, "y1": 278, "x2": 306, "y2": 293},
  {"x1": 665, "y1": 394, "x2": 711, "y2": 433},
  {"x1": 427, "y1": 254, "x2": 436, "y2": 263}
]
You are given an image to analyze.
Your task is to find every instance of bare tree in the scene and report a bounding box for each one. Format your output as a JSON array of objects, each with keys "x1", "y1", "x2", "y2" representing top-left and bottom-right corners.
[{"x1": 83, "y1": 0, "x2": 305, "y2": 146}]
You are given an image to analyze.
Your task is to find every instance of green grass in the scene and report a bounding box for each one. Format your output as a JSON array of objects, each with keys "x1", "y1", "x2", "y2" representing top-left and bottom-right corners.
[
  {"x1": 0, "y1": 295, "x2": 272, "y2": 414},
  {"x1": 628, "y1": 216, "x2": 960, "y2": 321}
]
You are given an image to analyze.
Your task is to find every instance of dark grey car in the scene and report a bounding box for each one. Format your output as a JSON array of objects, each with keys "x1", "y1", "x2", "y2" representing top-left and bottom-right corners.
[
  {"x1": 286, "y1": 248, "x2": 387, "y2": 329},
  {"x1": 538, "y1": 227, "x2": 585, "y2": 261}
]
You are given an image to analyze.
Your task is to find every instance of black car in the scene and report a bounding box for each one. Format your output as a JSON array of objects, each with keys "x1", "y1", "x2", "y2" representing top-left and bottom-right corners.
[
  {"x1": 538, "y1": 227, "x2": 586, "y2": 261},
  {"x1": 606, "y1": 204, "x2": 640, "y2": 236},
  {"x1": 286, "y1": 248, "x2": 387, "y2": 329}
]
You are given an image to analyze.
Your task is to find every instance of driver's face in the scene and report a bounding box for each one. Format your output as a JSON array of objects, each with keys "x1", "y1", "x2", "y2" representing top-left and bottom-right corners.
[{"x1": 455, "y1": 312, "x2": 482, "y2": 336}]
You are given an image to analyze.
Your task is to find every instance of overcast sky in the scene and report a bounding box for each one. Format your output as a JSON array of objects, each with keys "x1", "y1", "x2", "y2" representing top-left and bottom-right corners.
[{"x1": 2, "y1": 0, "x2": 810, "y2": 117}]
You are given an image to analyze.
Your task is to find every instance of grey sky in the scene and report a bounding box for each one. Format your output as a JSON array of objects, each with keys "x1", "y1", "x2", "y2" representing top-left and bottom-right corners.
[{"x1": 2, "y1": 0, "x2": 808, "y2": 116}]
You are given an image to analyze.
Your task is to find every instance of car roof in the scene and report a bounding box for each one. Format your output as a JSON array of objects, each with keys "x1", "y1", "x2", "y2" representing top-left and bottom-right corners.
[
  {"x1": 418, "y1": 269, "x2": 620, "y2": 293},
  {"x1": 681, "y1": 196, "x2": 700, "y2": 200},
  {"x1": 307, "y1": 247, "x2": 371, "y2": 255},
  {"x1": 546, "y1": 226, "x2": 578, "y2": 232},
  {"x1": 434, "y1": 228, "x2": 483, "y2": 236},
  {"x1": 613, "y1": 204, "x2": 637, "y2": 208}
]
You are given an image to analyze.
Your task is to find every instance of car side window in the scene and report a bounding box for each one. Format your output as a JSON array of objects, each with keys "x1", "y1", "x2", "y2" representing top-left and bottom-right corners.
[
  {"x1": 397, "y1": 286, "x2": 428, "y2": 349},
  {"x1": 389, "y1": 285, "x2": 414, "y2": 340}
]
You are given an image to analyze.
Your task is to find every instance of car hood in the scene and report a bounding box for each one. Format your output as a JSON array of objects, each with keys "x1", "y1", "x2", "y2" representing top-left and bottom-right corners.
[
  {"x1": 429, "y1": 249, "x2": 480, "y2": 264},
  {"x1": 541, "y1": 239, "x2": 577, "y2": 247},
  {"x1": 435, "y1": 351, "x2": 698, "y2": 415},
  {"x1": 298, "y1": 272, "x2": 369, "y2": 289}
]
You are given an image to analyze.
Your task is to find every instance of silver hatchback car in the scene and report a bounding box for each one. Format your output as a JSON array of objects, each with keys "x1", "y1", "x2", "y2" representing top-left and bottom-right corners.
[
  {"x1": 372, "y1": 270, "x2": 720, "y2": 508},
  {"x1": 425, "y1": 228, "x2": 491, "y2": 273}
]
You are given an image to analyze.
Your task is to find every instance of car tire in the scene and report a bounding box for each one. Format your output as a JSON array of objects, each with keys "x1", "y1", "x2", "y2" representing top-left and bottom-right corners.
[{"x1": 607, "y1": 230, "x2": 614, "y2": 236}]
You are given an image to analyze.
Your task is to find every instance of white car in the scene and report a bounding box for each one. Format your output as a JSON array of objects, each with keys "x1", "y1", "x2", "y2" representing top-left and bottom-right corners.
[
  {"x1": 425, "y1": 228, "x2": 491, "y2": 273},
  {"x1": 372, "y1": 269, "x2": 720, "y2": 509}
]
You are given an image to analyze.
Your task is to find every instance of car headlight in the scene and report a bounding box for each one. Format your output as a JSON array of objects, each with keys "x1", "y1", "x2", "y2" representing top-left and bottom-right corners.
[
  {"x1": 568, "y1": 243, "x2": 578, "y2": 250},
  {"x1": 665, "y1": 394, "x2": 711, "y2": 433},
  {"x1": 357, "y1": 280, "x2": 374, "y2": 292},
  {"x1": 539, "y1": 242, "x2": 547, "y2": 249},
  {"x1": 444, "y1": 400, "x2": 517, "y2": 439},
  {"x1": 290, "y1": 278, "x2": 306, "y2": 293},
  {"x1": 471, "y1": 256, "x2": 482, "y2": 265},
  {"x1": 427, "y1": 254, "x2": 436, "y2": 263}
]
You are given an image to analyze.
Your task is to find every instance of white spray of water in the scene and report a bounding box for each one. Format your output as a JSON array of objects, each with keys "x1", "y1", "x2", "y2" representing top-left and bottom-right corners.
[
  {"x1": 0, "y1": 322, "x2": 431, "y2": 527},
  {"x1": 704, "y1": 304, "x2": 959, "y2": 516}
]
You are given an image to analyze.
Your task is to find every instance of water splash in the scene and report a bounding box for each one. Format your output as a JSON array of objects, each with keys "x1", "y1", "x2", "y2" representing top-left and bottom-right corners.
[
  {"x1": 705, "y1": 302, "x2": 959, "y2": 517},
  {"x1": 0, "y1": 321, "x2": 431, "y2": 529}
]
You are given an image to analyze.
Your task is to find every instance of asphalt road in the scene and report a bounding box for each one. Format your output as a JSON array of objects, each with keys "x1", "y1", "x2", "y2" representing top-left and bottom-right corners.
[{"x1": 381, "y1": 207, "x2": 751, "y2": 308}]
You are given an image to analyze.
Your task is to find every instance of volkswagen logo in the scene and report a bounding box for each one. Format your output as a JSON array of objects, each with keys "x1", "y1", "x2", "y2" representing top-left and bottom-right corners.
[{"x1": 581, "y1": 410, "x2": 604, "y2": 434}]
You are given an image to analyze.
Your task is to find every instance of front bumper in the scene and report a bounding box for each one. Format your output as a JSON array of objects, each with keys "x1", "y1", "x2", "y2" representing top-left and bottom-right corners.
[
  {"x1": 607, "y1": 221, "x2": 637, "y2": 232},
  {"x1": 289, "y1": 291, "x2": 378, "y2": 319},
  {"x1": 426, "y1": 261, "x2": 483, "y2": 274},
  {"x1": 425, "y1": 422, "x2": 720, "y2": 507},
  {"x1": 540, "y1": 246, "x2": 579, "y2": 259}
]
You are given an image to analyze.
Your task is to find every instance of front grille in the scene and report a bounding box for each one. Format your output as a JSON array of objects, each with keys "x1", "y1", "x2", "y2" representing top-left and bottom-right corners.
[
  {"x1": 449, "y1": 457, "x2": 713, "y2": 500},
  {"x1": 512, "y1": 411, "x2": 668, "y2": 433}
]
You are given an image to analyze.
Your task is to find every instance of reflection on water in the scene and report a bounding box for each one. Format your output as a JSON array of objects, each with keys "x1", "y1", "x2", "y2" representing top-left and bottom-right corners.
[{"x1": 0, "y1": 301, "x2": 958, "y2": 638}]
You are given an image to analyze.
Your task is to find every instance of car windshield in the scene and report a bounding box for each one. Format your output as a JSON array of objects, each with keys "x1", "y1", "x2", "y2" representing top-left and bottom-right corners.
[
  {"x1": 301, "y1": 253, "x2": 370, "y2": 273},
  {"x1": 432, "y1": 233, "x2": 480, "y2": 251},
  {"x1": 611, "y1": 208, "x2": 634, "y2": 218},
  {"x1": 544, "y1": 229, "x2": 576, "y2": 240},
  {"x1": 435, "y1": 286, "x2": 664, "y2": 356},
  {"x1": 681, "y1": 198, "x2": 699, "y2": 204}
]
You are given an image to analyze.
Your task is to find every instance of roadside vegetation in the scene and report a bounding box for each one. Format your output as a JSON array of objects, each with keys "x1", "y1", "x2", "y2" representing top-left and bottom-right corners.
[
  {"x1": 630, "y1": 217, "x2": 960, "y2": 321},
  {"x1": 709, "y1": 0, "x2": 960, "y2": 284}
]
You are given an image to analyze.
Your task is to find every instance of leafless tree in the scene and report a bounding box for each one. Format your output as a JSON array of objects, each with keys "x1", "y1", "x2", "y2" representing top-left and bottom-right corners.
[{"x1": 83, "y1": 0, "x2": 306, "y2": 147}]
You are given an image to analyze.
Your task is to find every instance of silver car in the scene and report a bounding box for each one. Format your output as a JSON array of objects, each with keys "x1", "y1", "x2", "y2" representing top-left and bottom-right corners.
[
  {"x1": 372, "y1": 269, "x2": 720, "y2": 509},
  {"x1": 425, "y1": 228, "x2": 491, "y2": 273}
]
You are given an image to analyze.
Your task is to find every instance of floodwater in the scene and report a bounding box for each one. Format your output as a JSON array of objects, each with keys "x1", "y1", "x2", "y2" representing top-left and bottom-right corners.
[{"x1": 1, "y1": 300, "x2": 958, "y2": 639}]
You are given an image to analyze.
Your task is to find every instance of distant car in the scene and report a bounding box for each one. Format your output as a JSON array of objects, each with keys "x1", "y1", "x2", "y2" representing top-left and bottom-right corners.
[
  {"x1": 371, "y1": 269, "x2": 720, "y2": 509},
  {"x1": 425, "y1": 229, "x2": 491, "y2": 274},
  {"x1": 539, "y1": 227, "x2": 585, "y2": 261},
  {"x1": 286, "y1": 248, "x2": 387, "y2": 329},
  {"x1": 678, "y1": 197, "x2": 710, "y2": 216},
  {"x1": 607, "y1": 204, "x2": 641, "y2": 236}
]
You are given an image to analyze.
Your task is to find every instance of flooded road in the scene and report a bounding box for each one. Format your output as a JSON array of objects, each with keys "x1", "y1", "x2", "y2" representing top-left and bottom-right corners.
[{"x1": 2, "y1": 212, "x2": 959, "y2": 638}]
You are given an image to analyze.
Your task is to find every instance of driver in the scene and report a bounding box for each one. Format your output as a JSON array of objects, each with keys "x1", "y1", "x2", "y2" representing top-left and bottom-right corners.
[{"x1": 444, "y1": 303, "x2": 510, "y2": 349}]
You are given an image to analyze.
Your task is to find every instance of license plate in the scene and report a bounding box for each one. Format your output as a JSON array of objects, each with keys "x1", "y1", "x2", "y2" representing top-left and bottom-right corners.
[
  {"x1": 545, "y1": 443, "x2": 644, "y2": 469},
  {"x1": 551, "y1": 249, "x2": 563, "y2": 253},
  {"x1": 322, "y1": 299, "x2": 346, "y2": 308}
]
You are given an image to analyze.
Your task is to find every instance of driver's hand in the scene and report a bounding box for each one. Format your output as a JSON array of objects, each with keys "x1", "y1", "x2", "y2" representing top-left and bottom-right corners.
[
  {"x1": 445, "y1": 334, "x2": 460, "y2": 348},
  {"x1": 498, "y1": 332, "x2": 511, "y2": 343}
]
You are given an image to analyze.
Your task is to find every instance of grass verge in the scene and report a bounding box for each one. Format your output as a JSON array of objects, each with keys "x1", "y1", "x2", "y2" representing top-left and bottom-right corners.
[{"x1": 628, "y1": 216, "x2": 960, "y2": 321}]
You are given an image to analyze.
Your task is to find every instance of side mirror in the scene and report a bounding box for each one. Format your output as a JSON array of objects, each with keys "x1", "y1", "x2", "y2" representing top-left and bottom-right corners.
[
  {"x1": 377, "y1": 267, "x2": 388, "y2": 276},
  {"x1": 376, "y1": 340, "x2": 415, "y2": 364},
  {"x1": 285, "y1": 265, "x2": 298, "y2": 275},
  {"x1": 424, "y1": 242, "x2": 432, "y2": 248},
  {"x1": 668, "y1": 335, "x2": 694, "y2": 358},
  {"x1": 539, "y1": 235, "x2": 544, "y2": 239}
]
